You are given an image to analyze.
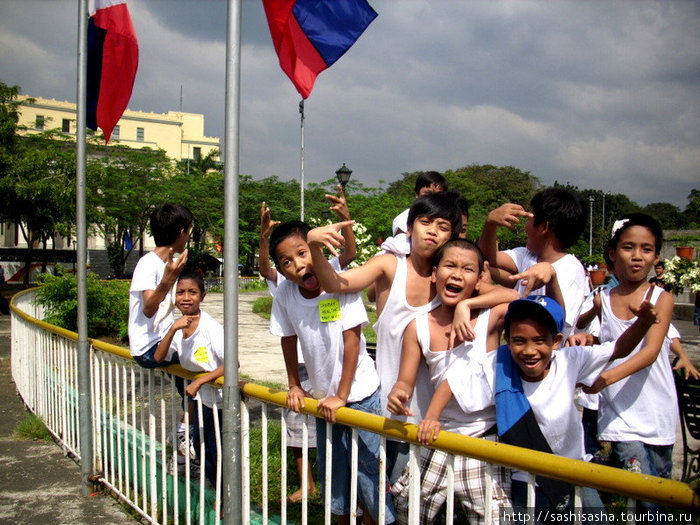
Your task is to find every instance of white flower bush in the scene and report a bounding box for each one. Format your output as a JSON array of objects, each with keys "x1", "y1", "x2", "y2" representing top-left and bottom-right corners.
[
  {"x1": 663, "y1": 256, "x2": 700, "y2": 294},
  {"x1": 307, "y1": 218, "x2": 379, "y2": 268}
]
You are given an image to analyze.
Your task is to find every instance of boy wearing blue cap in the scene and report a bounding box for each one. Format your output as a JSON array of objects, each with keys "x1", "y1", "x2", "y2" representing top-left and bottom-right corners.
[{"x1": 417, "y1": 295, "x2": 658, "y2": 516}]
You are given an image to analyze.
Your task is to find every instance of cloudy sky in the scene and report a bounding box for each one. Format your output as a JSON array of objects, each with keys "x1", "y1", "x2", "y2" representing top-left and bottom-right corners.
[{"x1": 2, "y1": 1, "x2": 699, "y2": 207}]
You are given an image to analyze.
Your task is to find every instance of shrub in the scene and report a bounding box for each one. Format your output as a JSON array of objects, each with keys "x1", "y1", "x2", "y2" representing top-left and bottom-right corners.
[{"x1": 35, "y1": 272, "x2": 130, "y2": 341}]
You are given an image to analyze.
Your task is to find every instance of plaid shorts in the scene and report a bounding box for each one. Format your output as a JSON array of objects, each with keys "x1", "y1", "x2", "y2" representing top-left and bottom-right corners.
[{"x1": 391, "y1": 444, "x2": 512, "y2": 524}]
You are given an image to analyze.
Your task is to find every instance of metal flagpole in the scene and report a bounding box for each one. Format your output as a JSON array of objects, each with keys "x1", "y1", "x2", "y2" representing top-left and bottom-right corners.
[
  {"x1": 76, "y1": 0, "x2": 94, "y2": 495},
  {"x1": 222, "y1": 0, "x2": 243, "y2": 522},
  {"x1": 299, "y1": 99, "x2": 305, "y2": 221}
]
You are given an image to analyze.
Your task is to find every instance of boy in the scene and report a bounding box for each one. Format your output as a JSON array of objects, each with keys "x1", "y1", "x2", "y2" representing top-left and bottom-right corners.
[
  {"x1": 128, "y1": 203, "x2": 192, "y2": 367},
  {"x1": 269, "y1": 221, "x2": 396, "y2": 524},
  {"x1": 155, "y1": 272, "x2": 224, "y2": 488},
  {"x1": 418, "y1": 295, "x2": 658, "y2": 514},
  {"x1": 392, "y1": 171, "x2": 448, "y2": 236},
  {"x1": 479, "y1": 188, "x2": 587, "y2": 340},
  {"x1": 128, "y1": 203, "x2": 193, "y2": 455},
  {"x1": 259, "y1": 187, "x2": 356, "y2": 503},
  {"x1": 386, "y1": 239, "x2": 512, "y2": 524},
  {"x1": 310, "y1": 192, "x2": 514, "y2": 482}
]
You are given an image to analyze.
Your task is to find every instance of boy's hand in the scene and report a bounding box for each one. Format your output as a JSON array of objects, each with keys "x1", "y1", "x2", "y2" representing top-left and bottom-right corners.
[
  {"x1": 185, "y1": 380, "x2": 202, "y2": 398},
  {"x1": 307, "y1": 221, "x2": 354, "y2": 256},
  {"x1": 417, "y1": 418, "x2": 441, "y2": 445},
  {"x1": 629, "y1": 298, "x2": 659, "y2": 327},
  {"x1": 318, "y1": 395, "x2": 346, "y2": 423},
  {"x1": 164, "y1": 247, "x2": 188, "y2": 284},
  {"x1": 449, "y1": 301, "x2": 476, "y2": 347},
  {"x1": 486, "y1": 203, "x2": 532, "y2": 229},
  {"x1": 260, "y1": 201, "x2": 279, "y2": 239},
  {"x1": 287, "y1": 385, "x2": 306, "y2": 413},
  {"x1": 566, "y1": 331, "x2": 594, "y2": 347},
  {"x1": 172, "y1": 314, "x2": 197, "y2": 332},
  {"x1": 511, "y1": 262, "x2": 555, "y2": 297},
  {"x1": 673, "y1": 356, "x2": 700, "y2": 380},
  {"x1": 325, "y1": 185, "x2": 350, "y2": 221},
  {"x1": 387, "y1": 383, "x2": 415, "y2": 417}
]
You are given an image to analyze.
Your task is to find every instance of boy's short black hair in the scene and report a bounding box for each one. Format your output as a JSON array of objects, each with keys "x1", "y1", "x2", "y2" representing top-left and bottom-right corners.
[
  {"x1": 530, "y1": 188, "x2": 585, "y2": 249},
  {"x1": 414, "y1": 171, "x2": 448, "y2": 194},
  {"x1": 655, "y1": 261, "x2": 664, "y2": 269},
  {"x1": 456, "y1": 196, "x2": 470, "y2": 220},
  {"x1": 150, "y1": 203, "x2": 193, "y2": 247},
  {"x1": 407, "y1": 191, "x2": 462, "y2": 240},
  {"x1": 434, "y1": 239, "x2": 484, "y2": 274},
  {"x1": 178, "y1": 271, "x2": 205, "y2": 293},
  {"x1": 269, "y1": 221, "x2": 311, "y2": 268}
]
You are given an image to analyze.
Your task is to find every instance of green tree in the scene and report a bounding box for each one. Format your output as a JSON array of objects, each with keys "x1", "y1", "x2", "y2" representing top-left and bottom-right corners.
[
  {"x1": 683, "y1": 189, "x2": 700, "y2": 228},
  {"x1": 642, "y1": 202, "x2": 686, "y2": 229},
  {"x1": 87, "y1": 145, "x2": 174, "y2": 277}
]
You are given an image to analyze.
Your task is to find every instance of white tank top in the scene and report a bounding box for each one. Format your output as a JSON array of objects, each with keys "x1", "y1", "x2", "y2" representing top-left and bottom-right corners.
[
  {"x1": 373, "y1": 254, "x2": 440, "y2": 422},
  {"x1": 597, "y1": 286, "x2": 677, "y2": 445},
  {"x1": 416, "y1": 307, "x2": 494, "y2": 436}
]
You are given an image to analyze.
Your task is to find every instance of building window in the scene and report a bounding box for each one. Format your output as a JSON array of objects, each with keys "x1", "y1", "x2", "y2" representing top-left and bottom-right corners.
[
  {"x1": 112, "y1": 125, "x2": 120, "y2": 140},
  {"x1": 35, "y1": 115, "x2": 45, "y2": 130},
  {"x1": 62, "y1": 118, "x2": 71, "y2": 133},
  {"x1": 193, "y1": 147, "x2": 201, "y2": 160},
  {"x1": 136, "y1": 127, "x2": 144, "y2": 142}
]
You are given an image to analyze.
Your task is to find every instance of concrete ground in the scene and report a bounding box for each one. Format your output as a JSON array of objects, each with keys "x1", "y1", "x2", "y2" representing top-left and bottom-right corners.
[{"x1": 0, "y1": 288, "x2": 698, "y2": 523}]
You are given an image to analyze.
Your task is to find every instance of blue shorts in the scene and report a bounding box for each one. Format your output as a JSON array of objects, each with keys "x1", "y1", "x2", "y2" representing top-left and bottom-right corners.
[
  {"x1": 133, "y1": 341, "x2": 179, "y2": 369},
  {"x1": 316, "y1": 389, "x2": 396, "y2": 522}
]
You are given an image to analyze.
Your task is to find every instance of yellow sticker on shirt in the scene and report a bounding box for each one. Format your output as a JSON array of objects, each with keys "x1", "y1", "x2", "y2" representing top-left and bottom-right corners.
[
  {"x1": 318, "y1": 299, "x2": 342, "y2": 322},
  {"x1": 194, "y1": 346, "x2": 209, "y2": 364}
]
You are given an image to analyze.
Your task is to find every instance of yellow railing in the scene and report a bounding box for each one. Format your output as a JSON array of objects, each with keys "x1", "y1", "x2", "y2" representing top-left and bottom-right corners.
[{"x1": 11, "y1": 287, "x2": 700, "y2": 514}]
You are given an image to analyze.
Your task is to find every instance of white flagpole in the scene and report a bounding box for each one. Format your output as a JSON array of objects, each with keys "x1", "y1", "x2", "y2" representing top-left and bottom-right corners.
[
  {"x1": 299, "y1": 99, "x2": 305, "y2": 221},
  {"x1": 222, "y1": 0, "x2": 243, "y2": 522},
  {"x1": 76, "y1": 0, "x2": 94, "y2": 495}
]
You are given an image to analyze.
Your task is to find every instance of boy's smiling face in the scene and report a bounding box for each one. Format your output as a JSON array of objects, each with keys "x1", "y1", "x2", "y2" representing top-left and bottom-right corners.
[
  {"x1": 275, "y1": 235, "x2": 321, "y2": 298},
  {"x1": 175, "y1": 277, "x2": 204, "y2": 315},
  {"x1": 432, "y1": 246, "x2": 480, "y2": 307},
  {"x1": 407, "y1": 215, "x2": 452, "y2": 257},
  {"x1": 506, "y1": 318, "x2": 563, "y2": 382}
]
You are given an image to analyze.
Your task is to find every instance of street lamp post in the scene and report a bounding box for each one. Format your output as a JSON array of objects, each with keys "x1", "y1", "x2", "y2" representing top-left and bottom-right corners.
[
  {"x1": 589, "y1": 195, "x2": 595, "y2": 257},
  {"x1": 335, "y1": 163, "x2": 352, "y2": 191}
]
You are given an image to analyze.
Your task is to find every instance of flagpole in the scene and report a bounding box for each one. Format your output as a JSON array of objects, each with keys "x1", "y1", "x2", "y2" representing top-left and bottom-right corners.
[
  {"x1": 76, "y1": 0, "x2": 94, "y2": 495},
  {"x1": 223, "y1": 0, "x2": 243, "y2": 523},
  {"x1": 299, "y1": 99, "x2": 305, "y2": 221}
]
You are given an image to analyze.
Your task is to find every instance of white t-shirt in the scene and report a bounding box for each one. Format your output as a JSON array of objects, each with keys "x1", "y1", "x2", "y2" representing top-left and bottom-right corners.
[
  {"x1": 170, "y1": 311, "x2": 224, "y2": 408},
  {"x1": 128, "y1": 251, "x2": 175, "y2": 357},
  {"x1": 417, "y1": 307, "x2": 495, "y2": 437},
  {"x1": 392, "y1": 208, "x2": 410, "y2": 236},
  {"x1": 504, "y1": 247, "x2": 589, "y2": 340},
  {"x1": 447, "y1": 341, "x2": 615, "y2": 480},
  {"x1": 597, "y1": 286, "x2": 677, "y2": 445},
  {"x1": 269, "y1": 277, "x2": 378, "y2": 403}
]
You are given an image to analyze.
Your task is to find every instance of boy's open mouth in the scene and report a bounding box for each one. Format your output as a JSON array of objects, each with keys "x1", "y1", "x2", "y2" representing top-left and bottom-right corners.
[
  {"x1": 444, "y1": 283, "x2": 464, "y2": 295},
  {"x1": 301, "y1": 272, "x2": 318, "y2": 290}
]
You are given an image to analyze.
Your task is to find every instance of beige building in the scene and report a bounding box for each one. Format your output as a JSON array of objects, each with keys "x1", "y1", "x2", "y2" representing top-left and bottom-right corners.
[
  {"x1": 2, "y1": 95, "x2": 220, "y2": 260},
  {"x1": 16, "y1": 94, "x2": 220, "y2": 162}
]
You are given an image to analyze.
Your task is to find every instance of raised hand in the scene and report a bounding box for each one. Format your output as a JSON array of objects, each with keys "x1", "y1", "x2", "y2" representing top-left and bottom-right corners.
[
  {"x1": 325, "y1": 185, "x2": 350, "y2": 221},
  {"x1": 486, "y1": 203, "x2": 532, "y2": 229},
  {"x1": 260, "y1": 201, "x2": 279, "y2": 239},
  {"x1": 307, "y1": 221, "x2": 354, "y2": 256}
]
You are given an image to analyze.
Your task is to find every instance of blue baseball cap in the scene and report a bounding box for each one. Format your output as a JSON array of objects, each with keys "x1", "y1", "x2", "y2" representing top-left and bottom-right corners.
[{"x1": 505, "y1": 295, "x2": 565, "y2": 336}]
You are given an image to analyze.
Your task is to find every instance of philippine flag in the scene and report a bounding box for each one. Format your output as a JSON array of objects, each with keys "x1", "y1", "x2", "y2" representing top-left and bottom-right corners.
[
  {"x1": 263, "y1": 0, "x2": 377, "y2": 99},
  {"x1": 87, "y1": 0, "x2": 139, "y2": 143}
]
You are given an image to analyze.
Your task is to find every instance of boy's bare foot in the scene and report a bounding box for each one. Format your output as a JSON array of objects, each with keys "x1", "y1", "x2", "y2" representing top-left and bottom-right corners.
[{"x1": 287, "y1": 485, "x2": 317, "y2": 503}]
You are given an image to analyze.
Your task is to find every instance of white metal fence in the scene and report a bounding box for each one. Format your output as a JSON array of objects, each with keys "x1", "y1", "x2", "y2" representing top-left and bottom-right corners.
[{"x1": 10, "y1": 289, "x2": 699, "y2": 524}]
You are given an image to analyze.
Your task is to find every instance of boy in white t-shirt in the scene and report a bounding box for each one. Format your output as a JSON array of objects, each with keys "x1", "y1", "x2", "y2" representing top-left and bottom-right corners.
[
  {"x1": 155, "y1": 272, "x2": 224, "y2": 488},
  {"x1": 479, "y1": 188, "x2": 589, "y2": 340},
  {"x1": 128, "y1": 203, "x2": 192, "y2": 367},
  {"x1": 269, "y1": 221, "x2": 396, "y2": 523},
  {"x1": 259, "y1": 191, "x2": 356, "y2": 503},
  {"x1": 418, "y1": 295, "x2": 658, "y2": 515}
]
